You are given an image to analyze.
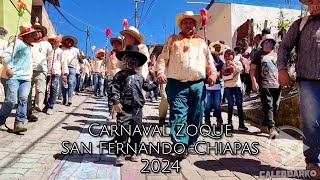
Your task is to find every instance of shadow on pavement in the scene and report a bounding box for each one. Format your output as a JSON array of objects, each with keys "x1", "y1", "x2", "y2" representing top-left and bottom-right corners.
[
  {"x1": 65, "y1": 112, "x2": 107, "y2": 120},
  {"x1": 194, "y1": 158, "x2": 289, "y2": 176},
  {"x1": 53, "y1": 153, "x2": 115, "y2": 165}
]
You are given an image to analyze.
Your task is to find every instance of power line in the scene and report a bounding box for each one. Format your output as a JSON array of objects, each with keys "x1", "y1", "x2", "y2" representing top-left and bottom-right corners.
[
  {"x1": 57, "y1": 6, "x2": 105, "y2": 33},
  {"x1": 52, "y1": 5, "x2": 86, "y2": 32},
  {"x1": 139, "y1": 0, "x2": 146, "y2": 24},
  {"x1": 139, "y1": 0, "x2": 156, "y2": 28}
]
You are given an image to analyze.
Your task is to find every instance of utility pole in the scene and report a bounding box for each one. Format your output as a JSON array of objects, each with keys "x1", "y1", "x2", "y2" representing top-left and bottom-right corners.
[
  {"x1": 85, "y1": 26, "x2": 90, "y2": 56},
  {"x1": 134, "y1": 0, "x2": 144, "y2": 28}
]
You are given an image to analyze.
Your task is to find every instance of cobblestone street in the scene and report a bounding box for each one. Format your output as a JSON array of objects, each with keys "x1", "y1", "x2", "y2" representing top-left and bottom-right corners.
[{"x1": 0, "y1": 92, "x2": 306, "y2": 180}]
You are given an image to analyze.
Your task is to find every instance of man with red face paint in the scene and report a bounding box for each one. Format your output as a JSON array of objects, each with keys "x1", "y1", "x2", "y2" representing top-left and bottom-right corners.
[{"x1": 278, "y1": 0, "x2": 320, "y2": 176}]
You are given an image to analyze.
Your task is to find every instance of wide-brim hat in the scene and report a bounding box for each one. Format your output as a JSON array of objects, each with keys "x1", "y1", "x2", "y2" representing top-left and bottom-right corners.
[
  {"x1": 33, "y1": 23, "x2": 47, "y2": 37},
  {"x1": 299, "y1": 0, "x2": 313, "y2": 5},
  {"x1": 95, "y1": 49, "x2": 105, "y2": 56},
  {"x1": 110, "y1": 36, "x2": 123, "y2": 45},
  {"x1": 261, "y1": 34, "x2": 276, "y2": 46},
  {"x1": 116, "y1": 45, "x2": 147, "y2": 67},
  {"x1": 176, "y1": 11, "x2": 202, "y2": 30},
  {"x1": 120, "y1": 26, "x2": 146, "y2": 44},
  {"x1": 209, "y1": 41, "x2": 225, "y2": 54},
  {"x1": 61, "y1": 36, "x2": 78, "y2": 46},
  {"x1": 19, "y1": 24, "x2": 39, "y2": 37}
]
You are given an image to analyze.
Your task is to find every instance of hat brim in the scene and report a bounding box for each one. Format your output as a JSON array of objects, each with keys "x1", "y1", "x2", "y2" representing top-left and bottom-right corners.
[
  {"x1": 110, "y1": 38, "x2": 123, "y2": 45},
  {"x1": 209, "y1": 41, "x2": 225, "y2": 54},
  {"x1": 176, "y1": 14, "x2": 202, "y2": 30},
  {"x1": 33, "y1": 24, "x2": 47, "y2": 37},
  {"x1": 299, "y1": 0, "x2": 312, "y2": 5},
  {"x1": 120, "y1": 30, "x2": 146, "y2": 44},
  {"x1": 62, "y1": 36, "x2": 78, "y2": 46},
  {"x1": 19, "y1": 29, "x2": 39, "y2": 37},
  {"x1": 116, "y1": 51, "x2": 147, "y2": 67}
]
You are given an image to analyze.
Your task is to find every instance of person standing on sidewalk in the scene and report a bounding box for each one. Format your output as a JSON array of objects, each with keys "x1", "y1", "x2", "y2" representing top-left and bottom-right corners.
[
  {"x1": 0, "y1": 24, "x2": 38, "y2": 132},
  {"x1": 277, "y1": 0, "x2": 320, "y2": 175},
  {"x1": 106, "y1": 36, "x2": 122, "y2": 114},
  {"x1": 92, "y1": 49, "x2": 106, "y2": 97},
  {"x1": 61, "y1": 36, "x2": 83, "y2": 105},
  {"x1": 204, "y1": 44, "x2": 224, "y2": 129},
  {"x1": 43, "y1": 35, "x2": 68, "y2": 115},
  {"x1": 157, "y1": 11, "x2": 217, "y2": 157},
  {"x1": 250, "y1": 34, "x2": 280, "y2": 139},
  {"x1": 27, "y1": 23, "x2": 53, "y2": 121},
  {"x1": 221, "y1": 49, "x2": 248, "y2": 132}
]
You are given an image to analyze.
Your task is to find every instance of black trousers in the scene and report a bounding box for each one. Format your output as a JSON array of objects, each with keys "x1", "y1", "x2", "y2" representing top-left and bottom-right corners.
[
  {"x1": 244, "y1": 74, "x2": 252, "y2": 94},
  {"x1": 259, "y1": 88, "x2": 282, "y2": 129},
  {"x1": 114, "y1": 107, "x2": 143, "y2": 157}
]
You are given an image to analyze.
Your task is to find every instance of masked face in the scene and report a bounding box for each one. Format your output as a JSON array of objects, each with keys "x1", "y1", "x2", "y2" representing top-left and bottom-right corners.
[{"x1": 124, "y1": 55, "x2": 139, "y2": 69}]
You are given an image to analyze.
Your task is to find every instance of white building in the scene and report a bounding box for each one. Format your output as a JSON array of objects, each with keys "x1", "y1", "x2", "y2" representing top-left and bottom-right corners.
[{"x1": 206, "y1": 0, "x2": 305, "y2": 48}]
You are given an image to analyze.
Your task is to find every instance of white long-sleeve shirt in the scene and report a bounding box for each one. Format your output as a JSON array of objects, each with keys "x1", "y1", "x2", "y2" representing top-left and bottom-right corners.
[
  {"x1": 61, "y1": 47, "x2": 82, "y2": 69},
  {"x1": 92, "y1": 58, "x2": 105, "y2": 73},
  {"x1": 31, "y1": 40, "x2": 53, "y2": 73},
  {"x1": 83, "y1": 59, "x2": 91, "y2": 74},
  {"x1": 48, "y1": 48, "x2": 68, "y2": 76}
]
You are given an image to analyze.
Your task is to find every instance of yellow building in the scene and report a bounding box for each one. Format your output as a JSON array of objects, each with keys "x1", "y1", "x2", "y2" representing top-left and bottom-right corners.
[{"x1": 0, "y1": 0, "x2": 59, "y2": 41}]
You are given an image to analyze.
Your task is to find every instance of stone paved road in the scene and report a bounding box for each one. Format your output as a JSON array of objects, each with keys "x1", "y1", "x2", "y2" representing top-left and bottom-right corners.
[{"x1": 0, "y1": 92, "x2": 306, "y2": 180}]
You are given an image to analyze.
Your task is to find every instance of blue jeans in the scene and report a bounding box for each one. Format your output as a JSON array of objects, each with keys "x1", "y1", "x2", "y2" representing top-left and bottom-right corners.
[
  {"x1": 62, "y1": 67, "x2": 76, "y2": 102},
  {"x1": 298, "y1": 81, "x2": 320, "y2": 163},
  {"x1": 45, "y1": 75, "x2": 60, "y2": 109},
  {"x1": 166, "y1": 79, "x2": 206, "y2": 147},
  {"x1": 0, "y1": 79, "x2": 31, "y2": 125},
  {"x1": 225, "y1": 87, "x2": 244, "y2": 125},
  {"x1": 94, "y1": 73, "x2": 104, "y2": 95},
  {"x1": 205, "y1": 90, "x2": 222, "y2": 121}
]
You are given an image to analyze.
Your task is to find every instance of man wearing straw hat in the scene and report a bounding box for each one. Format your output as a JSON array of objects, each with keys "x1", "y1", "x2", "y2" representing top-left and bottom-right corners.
[
  {"x1": 92, "y1": 48, "x2": 106, "y2": 97},
  {"x1": 157, "y1": 11, "x2": 217, "y2": 158},
  {"x1": 0, "y1": 24, "x2": 38, "y2": 133},
  {"x1": 120, "y1": 26, "x2": 150, "y2": 80},
  {"x1": 277, "y1": 0, "x2": 320, "y2": 175},
  {"x1": 43, "y1": 35, "x2": 68, "y2": 115},
  {"x1": 27, "y1": 23, "x2": 53, "y2": 122},
  {"x1": 105, "y1": 36, "x2": 123, "y2": 114},
  {"x1": 61, "y1": 36, "x2": 83, "y2": 105}
]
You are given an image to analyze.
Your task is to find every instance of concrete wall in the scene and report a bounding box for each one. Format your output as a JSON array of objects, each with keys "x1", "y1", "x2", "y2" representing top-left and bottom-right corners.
[
  {"x1": 0, "y1": 0, "x2": 32, "y2": 41},
  {"x1": 206, "y1": 2, "x2": 301, "y2": 48},
  {"x1": 207, "y1": 3, "x2": 232, "y2": 46}
]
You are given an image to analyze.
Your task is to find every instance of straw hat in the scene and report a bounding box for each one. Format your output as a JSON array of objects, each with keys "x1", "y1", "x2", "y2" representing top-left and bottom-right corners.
[
  {"x1": 176, "y1": 11, "x2": 201, "y2": 30},
  {"x1": 120, "y1": 26, "x2": 146, "y2": 44},
  {"x1": 110, "y1": 36, "x2": 123, "y2": 45},
  {"x1": 95, "y1": 49, "x2": 105, "y2": 57},
  {"x1": 33, "y1": 23, "x2": 47, "y2": 37},
  {"x1": 299, "y1": 0, "x2": 313, "y2": 5},
  {"x1": 61, "y1": 36, "x2": 78, "y2": 46},
  {"x1": 19, "y1": 24, "x2": 38, "y2": 37},
  {"x1": 209, "y1": 41, "x2": 225, "y2": 54}
]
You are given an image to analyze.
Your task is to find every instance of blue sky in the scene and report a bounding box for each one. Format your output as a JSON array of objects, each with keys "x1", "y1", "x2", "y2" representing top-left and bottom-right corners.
[{"x1": 47, "y1": 0, "x2": 210, "y2": 56}]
